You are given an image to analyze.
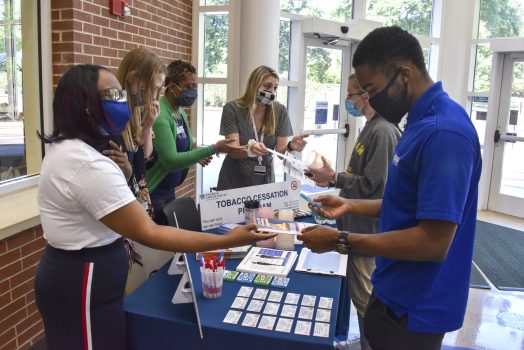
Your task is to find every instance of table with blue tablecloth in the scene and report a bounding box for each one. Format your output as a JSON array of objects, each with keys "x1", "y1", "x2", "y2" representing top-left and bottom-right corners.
[{"x1": 124, "y1": 219, "x2": 344, "y2": 350}]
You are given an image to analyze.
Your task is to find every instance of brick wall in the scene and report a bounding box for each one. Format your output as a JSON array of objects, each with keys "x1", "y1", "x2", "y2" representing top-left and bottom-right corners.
[
  {"x1": 0, "y1": 1, "x2": 195, "y2": 348},
  {"x1": 51, "y1": 0, "x2": 196, "y2": 199},
  {"x1": 0, "y1": 227, "x2": 46, "y2": 350}
]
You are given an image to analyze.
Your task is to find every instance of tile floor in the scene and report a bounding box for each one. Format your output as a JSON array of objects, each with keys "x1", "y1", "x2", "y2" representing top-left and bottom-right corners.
[{"x1": 346, "y1": 211, "x2": 524, "y2": 350}]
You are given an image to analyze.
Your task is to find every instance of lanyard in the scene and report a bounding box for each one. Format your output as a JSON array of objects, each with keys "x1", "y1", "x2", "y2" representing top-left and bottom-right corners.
[{"x1": 250, "y1": 111, "x2": 265, "y2": 164}]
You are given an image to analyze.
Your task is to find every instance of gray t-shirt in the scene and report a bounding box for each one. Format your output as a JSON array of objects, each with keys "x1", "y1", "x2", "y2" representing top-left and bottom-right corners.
[
  {"x1": 217, "y1": 100, "x2": 293, "y2": 190},
  {"x1": 336, "y1": 115, "x2": 400, "y2": 242}
]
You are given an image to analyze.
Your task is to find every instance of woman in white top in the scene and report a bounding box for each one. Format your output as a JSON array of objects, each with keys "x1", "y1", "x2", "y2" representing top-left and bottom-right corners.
[{"x1": 35, "y1": 64, "x2": 274, "y2": 350}]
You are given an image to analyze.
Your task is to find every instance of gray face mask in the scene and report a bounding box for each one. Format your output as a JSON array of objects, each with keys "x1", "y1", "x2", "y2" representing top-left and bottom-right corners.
[
  {"x1": 130, "y1": 87, "x2": 146, "y2": 107},
  {"x1": 257, "y1": 89, "x2": 276, "y2": 105}
]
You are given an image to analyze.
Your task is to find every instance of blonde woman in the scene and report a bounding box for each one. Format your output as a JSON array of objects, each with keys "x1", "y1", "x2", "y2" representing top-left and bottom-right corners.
[
  {"x1": 217, "y1": 65, "x2": 308, "y2": 190},
  {"x1": 115, "y1": 47, "x2": 166, "y2": 218}
]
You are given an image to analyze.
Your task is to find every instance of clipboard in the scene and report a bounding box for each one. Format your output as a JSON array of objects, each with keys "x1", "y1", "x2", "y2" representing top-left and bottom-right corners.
[{"x1": 294, "y1": 248, "x2": 347, "y2": 277}]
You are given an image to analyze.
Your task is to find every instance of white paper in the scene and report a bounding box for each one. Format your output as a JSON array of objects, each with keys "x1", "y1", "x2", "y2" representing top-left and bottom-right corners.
[
  {"x1": 231, "y1": 296, "x2": 249, "y2": 310},
  {"x1": 284, "y1": 293, "x2": 301, "y2": 305},
  {"x1": 301, "y1": 295, "x2": 317, "y2": 307},
  {"x1": 268, "y1": 290, "x2": 284, "y2": 303},
  {"x1": 258, "y1": 315, "x2": 277, "y2": 330},
  {"x1": 313, "y1": 322, "x2": 330, "y2": 337},
  {"x1": 275, "y1": 317, "x2": 294, "y2": 333},
  {"x1": 295, "y1": 248, "x2": 348, "y2": 277},
  {"x1": 237, "y1": 286, "x2": 254, "y2": 298},
  {"x1": 263, "y1": 302, "x2": 281, "y2": 315},
  {"x1": 253, "y1": 288, "x2": 269, "y2": 300},
  {"x1": 281, "y1": 304, "x2": 297, "y2": 318},
  {"x1": 294, "y1": 320, "x2": 312, "y2": 336},
  {"x1": 223, "y1": 310, "x2": 243, "y2": 324},
  {"x1": 315, "y1": 308, "x2": 331, "y2": 322},
  {"x1": 247, "y1": 299, "x2": 264, "y2": 313},
  {"x1": 318, "y1": 297, "x2": 333, "y2": 309},
  {"x1": 242, "y1": 313, "x2": 260, "y2": 328},
  {"x1": 298, "y1": 306, "x2": 314, "y2": 320}
]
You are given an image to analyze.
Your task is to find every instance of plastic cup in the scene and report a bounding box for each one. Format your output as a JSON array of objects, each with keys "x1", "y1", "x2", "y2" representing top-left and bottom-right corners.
[
  {"x1": 277, "y1": 209, "x2": 295, "y2": 221},
  {"x1": 200, "y1": 263, "x2": 224, "y2": 299},
  {"x1": 258, "y1": 207, "x2": 275, "y2": 219},
  {"x1": 305, "y1": 151, "x2": 332, "y2": 170},
  {"x1": 275, "y1": 233, "x2": 295, "y2": 251}
]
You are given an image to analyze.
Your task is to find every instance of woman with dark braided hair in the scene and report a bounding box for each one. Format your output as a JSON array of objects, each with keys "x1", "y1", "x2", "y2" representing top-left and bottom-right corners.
[{"x1": 146, "y1": 60, "x2": 241, "y2": 224}]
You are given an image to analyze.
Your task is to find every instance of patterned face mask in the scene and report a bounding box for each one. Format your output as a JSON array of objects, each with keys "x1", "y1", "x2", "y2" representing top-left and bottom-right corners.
[{"x1": 256, "y1": 89, "x2": 276, "y2": 105}]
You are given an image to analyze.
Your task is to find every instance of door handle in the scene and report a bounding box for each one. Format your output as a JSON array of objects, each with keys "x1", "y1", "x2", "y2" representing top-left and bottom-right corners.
[
  {"x1": 494, "y1": 129, "x2": 524, "y2": 143},
  {"x1": 301, "y1": 123, "x2": 350, "y2": 137}
]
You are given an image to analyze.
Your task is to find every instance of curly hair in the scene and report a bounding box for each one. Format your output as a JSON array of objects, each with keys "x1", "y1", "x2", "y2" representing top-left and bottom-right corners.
[
  {"x1": 165, "y1": 60, "x2": 196, "y2": 86},
  {"x1": 352, "y1": 26, "x2": 428, "y2": 76}
]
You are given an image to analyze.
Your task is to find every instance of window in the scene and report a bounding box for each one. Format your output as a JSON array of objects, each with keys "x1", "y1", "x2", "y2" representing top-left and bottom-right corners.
[
  {"x1": 478, "y1": 0, "x2": 524, "y2": 39},
  {"x1": 200, "y1": 83, "x2": 227, "y2": 192},
  {"x1": 0, "y1": 0, "x2": 43, "y2": 184},
  {"x1": 278, "y1": 19, "x2": 291, "y2": 80},
  {"x1": 366, "y1": 0, "x2": 433, "y2": 36},
  {"x1": 280, "y1": 0, "x2": 353, "y2": 23},
  {"x1": 203, "y1": 13, "x2": 228, "y2": 78}
]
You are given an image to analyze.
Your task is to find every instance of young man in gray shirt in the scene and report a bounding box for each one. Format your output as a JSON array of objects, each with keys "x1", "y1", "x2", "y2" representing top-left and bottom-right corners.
[{"x1": 308, "y1": 73, "x2": 400, "y2": 350}]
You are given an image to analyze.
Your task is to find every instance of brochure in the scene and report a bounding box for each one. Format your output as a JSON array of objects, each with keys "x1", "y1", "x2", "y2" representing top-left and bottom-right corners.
[
  {"x1": 253, "y1": 217, "x2": 316, "y2": 235},
  {"x1": 236, "y1": 247, "x2": 298, "y2": 277}
]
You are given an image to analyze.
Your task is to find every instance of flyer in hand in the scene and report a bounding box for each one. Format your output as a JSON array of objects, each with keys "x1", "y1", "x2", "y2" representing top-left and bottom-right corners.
[{"x1": 253, "y1": 217, "x2": 316, "y2": 235}]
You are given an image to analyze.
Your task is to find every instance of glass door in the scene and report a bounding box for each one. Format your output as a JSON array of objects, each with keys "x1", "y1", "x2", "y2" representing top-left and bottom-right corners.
[
  {"x1": 300, "y1": 39, "x2": 350, "y2": 181},
  {"x1": 488, "y1": 54, "x2": 524, "y2": 218}
]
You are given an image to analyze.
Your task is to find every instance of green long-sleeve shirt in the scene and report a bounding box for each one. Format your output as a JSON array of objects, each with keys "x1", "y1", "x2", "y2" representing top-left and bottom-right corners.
[{"x1": 146, "y1": 96, "x2": 214, "y2": 193}]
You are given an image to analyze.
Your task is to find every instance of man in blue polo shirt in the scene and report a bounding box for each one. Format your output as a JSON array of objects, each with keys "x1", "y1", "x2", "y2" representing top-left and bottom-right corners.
[{"x1": 299, "y1": 26, "x2": 482, "y2": 350}]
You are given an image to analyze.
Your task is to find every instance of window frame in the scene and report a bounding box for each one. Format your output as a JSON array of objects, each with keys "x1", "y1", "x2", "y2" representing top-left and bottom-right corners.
[{"x1": 0, "y1": 0, "x2": 52, "y2": 197}]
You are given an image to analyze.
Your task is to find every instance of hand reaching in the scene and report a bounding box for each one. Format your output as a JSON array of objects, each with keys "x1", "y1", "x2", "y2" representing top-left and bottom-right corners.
[
  {"x1": 308, "y1": 195, "x2": 350, "y2": 220},
  {"x1": 289, "y1": 134, "x2": 309, "y2": 152},
  {"x1": 306, "y1": 156, "x2": 336, "y2": 184},
  {"x1": 198, "y1": 156, "x2": 213, "y2": 167},
  {"x1": 249, "y1": 141, "x2": 268, "y2": 156},
  {"x1": 214, "y1": 138, "x2": 246, "y2": 154},
  {"x1": 297, "y1": 225, "x2": 340, "y2": 253},
  {"x1": 225, "y1": 224, "x2": 278, "y2": 246}
]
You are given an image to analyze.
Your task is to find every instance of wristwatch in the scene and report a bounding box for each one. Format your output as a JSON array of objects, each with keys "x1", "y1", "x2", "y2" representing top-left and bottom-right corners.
[{"x1": 335, "y1": 231, "x2": 351, "y2": 254}]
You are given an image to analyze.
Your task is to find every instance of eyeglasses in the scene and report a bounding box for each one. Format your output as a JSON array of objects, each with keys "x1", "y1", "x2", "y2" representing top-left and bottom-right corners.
[
  {"x1": 346, "y1": 91, "x2": 366, "y2": 99},
  {"x1": 100, "y1": 88, "x2": 127, "y2": 102}
]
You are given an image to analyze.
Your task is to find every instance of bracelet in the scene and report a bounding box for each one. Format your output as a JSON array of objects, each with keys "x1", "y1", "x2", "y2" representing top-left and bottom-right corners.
[
  {"x1": 287, "y1": 140, "x2": 294, "y2": 152},
  {"x1": 211, "y1": 144, "x2": 218, "y2": 155}
]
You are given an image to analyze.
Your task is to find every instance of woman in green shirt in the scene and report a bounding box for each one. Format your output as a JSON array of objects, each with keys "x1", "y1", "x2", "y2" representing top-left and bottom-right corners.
[{"x1": 146, "y1": 60, "x2": 240, "y2": 224}]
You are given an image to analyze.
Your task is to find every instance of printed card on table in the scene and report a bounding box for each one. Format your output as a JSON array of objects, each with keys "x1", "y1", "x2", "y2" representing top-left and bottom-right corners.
[
  {"x1": 275, "y1": 317, "x2": 294, "y2": 333},
  {"x1": 223, "y1": 310, "x2": 242, "y2": 324}
]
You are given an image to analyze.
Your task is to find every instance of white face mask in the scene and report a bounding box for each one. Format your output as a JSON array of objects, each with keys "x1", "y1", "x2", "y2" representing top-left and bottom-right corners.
[{"x1": 257, "y1": 89, "x2": 276, "y2": 105}]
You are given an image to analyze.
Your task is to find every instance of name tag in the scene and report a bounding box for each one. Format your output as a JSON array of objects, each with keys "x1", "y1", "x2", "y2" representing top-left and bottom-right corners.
[
  {"x1": 177, "y1": 125, "x2": 186, "y2": 138},
  {"x1": 254, "y1": 165, "x2": 266, "y2": 175}
]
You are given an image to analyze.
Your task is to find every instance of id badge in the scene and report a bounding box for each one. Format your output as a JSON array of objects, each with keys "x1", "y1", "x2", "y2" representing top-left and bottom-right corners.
[
  {"x1": 254, "y1": 165, "x2": 266, "y2": 175},
  {"x1": 177, "y1": 125, "x2": 186, "y2": 138}
]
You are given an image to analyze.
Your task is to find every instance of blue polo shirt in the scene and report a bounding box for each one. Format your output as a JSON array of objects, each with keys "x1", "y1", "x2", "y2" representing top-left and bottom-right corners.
[{"x1": 371, "y1": 82, "x2": 482, "y2": 333}]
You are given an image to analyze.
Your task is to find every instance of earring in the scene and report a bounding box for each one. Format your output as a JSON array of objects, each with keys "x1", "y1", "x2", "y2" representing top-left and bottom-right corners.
[{"x1": 85, "y1": 108, "x2": 90, "y2": 115}]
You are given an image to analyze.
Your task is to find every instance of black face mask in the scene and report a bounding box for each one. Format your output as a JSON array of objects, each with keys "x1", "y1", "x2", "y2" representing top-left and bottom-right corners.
[{"x1": 369, "y1": 68, "x2": 409, "y2": 124}]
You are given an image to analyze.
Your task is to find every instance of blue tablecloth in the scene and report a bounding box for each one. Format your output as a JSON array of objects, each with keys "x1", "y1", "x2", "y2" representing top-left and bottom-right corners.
[{"x1": 124, "y1": 219, "x2": 343, "y2": 350}]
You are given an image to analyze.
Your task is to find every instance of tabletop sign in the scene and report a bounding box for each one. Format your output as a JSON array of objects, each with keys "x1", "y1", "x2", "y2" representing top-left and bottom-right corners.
[{"x1": 199, "y1": 180, "x2": 300, "y2": 231}]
